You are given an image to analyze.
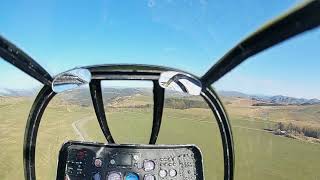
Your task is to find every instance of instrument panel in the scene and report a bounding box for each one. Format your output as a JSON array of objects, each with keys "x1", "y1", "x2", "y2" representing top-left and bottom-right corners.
[{"x1": 57, "y1": 141, "x2": 204, "y2": 180}]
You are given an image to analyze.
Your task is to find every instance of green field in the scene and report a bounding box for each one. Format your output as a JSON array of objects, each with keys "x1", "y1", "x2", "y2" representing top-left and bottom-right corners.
[{"x1": 0, "y1": 97, "x2": 320, "y2": 180}]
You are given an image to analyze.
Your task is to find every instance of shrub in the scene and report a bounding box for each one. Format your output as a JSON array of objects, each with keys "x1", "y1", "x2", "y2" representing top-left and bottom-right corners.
[{"x1": 275, "y1": 122, "x2": 320, "y2": 139}]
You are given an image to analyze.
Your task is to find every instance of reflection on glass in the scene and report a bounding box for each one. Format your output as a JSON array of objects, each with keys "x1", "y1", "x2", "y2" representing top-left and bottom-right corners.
[
  {"x1": 52, "y1": 68, "x2": 92, "y2": 93},
  {"x1": 159, "y1": 71, "x2": 202, "y2": 95}
]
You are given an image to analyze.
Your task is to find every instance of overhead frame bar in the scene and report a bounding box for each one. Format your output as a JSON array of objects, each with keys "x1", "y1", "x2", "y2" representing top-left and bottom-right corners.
[
  {"x1": 85, "y1": 64, "x2": 180, "y2": 81},
  {"x1": 201, "y1": 0, "x2": 320, "y2": 86}
]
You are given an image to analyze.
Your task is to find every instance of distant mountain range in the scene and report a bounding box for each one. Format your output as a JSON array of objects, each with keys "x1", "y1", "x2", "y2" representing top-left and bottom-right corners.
[
  {"x1": 1, "y1": 88, "x2": 320, "y2": 106},
  {"x1": 219, "y1": 90, "x2": 320, "y2": 106},
  {"x1": 218, "y1": 91, "x2": 250, "y2": 98},
  {"x1": 0, "y1": 88, "x2": 37, "y2": 97},
  {"x1": 250, "y1": 95, "x2": 320, "y2": 106}
]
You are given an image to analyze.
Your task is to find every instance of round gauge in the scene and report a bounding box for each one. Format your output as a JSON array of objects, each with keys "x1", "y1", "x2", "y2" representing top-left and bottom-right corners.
[
  {"x1": 125, "y1": 172, "x2": 139, "y2": 180},
  {"x1": 133, "y1": 155, "x2": 139, "y2": 161},
  {"x1": 110, "y1": 159, "x2": 116, "y2": 165},
  {"x1": 143, "y1": 160, "x2": 155, "y2": 171},
  {"x1": 94, "y1": 158, "x2": 102, "y2": 167},
  {"x1": 144, "y1": 174, "x2": 155, "y2": 180},
  {"x1": 107, "y1": 172, "x2": 121, "y2": 180},
  {"x1": 169, "y1": 169, "x2": 177, "y2": 177},
  {"x1": 159, "y1": 169, "x2": 167, "y2": 178}
]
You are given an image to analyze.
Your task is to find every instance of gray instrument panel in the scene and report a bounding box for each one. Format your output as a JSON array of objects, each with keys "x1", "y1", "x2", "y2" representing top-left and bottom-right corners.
[{"x1": 57, "y1": 141, "x2": 204, "y2": 180}]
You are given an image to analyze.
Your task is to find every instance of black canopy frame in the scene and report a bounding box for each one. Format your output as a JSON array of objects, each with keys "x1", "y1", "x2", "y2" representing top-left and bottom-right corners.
[
  {"x1": 0, "y1": 1, "x2": 319, "y2": 180},
  {"x1": 23, "y1": 65, "x2": 234, "y2": 180}
]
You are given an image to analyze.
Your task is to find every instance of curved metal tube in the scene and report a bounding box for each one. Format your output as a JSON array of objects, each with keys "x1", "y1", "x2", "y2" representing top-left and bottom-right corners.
[
  {"x1": 23, "y1": 85, "x2": 56, "y2": 180},
  {"x1": 149, "y1": 80, "x2": 165, "y2": 144},
  {"x1": 201, "y1": 87, "x2": 234, "y2": 180},
  {"x1": 163, "y1": 74, "x2": 191, "y2": 94},
  {"x1": 89, "y1": 79, "x2": 115, "y2": 143},
  {"x1": 201, "y1": 0, "x2": 320, "y2": 86}
]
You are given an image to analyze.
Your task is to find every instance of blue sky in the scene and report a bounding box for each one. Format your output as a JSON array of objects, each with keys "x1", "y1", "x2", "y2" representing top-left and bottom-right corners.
[{"x1": 0, "y1": 0, "x2": 319, "y2": 98}]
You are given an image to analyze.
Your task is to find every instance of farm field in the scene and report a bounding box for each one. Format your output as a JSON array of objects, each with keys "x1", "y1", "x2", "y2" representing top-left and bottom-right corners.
[{"x1": 0, "y1": 96, "x2": 320, "y2": 180}]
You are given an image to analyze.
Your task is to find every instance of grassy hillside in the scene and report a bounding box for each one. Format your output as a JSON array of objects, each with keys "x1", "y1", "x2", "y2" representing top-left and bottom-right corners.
[
  {"x1": 81, "y1": 107, "x2": 320, "y2": 180},
  {"x1": 0, "y1": 94, "x2": 320, "y2": 180},
  {"x1": 0, "y1": 98, "x2": 30, "y2": 179}
]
